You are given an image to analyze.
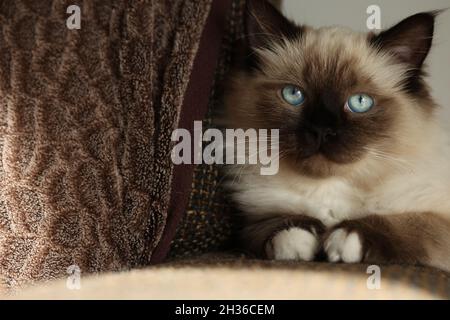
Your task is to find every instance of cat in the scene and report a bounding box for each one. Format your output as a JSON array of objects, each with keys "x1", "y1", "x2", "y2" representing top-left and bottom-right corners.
[{"x1": 224, "y1": 0, "x2": 450, "y2": 272}]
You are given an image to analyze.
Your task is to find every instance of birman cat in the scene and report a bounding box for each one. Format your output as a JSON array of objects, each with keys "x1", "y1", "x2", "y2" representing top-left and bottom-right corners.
[{"x1": 224, "y1": 0, "x2": 450, "y2": 271}]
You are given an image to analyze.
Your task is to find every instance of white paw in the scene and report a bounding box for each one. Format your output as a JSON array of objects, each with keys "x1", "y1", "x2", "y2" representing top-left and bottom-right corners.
[
  {"x1": 324, "y1": 229, "x2": 363, "y2": 263},
  {"x1": 268, "y1": 227, "x2": 319, "y2": 261}
]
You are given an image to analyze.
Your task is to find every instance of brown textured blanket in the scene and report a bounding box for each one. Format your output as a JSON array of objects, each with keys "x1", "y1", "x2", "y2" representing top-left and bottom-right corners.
[{"x1": 0, "y1": 0, "x2": 231, "y2": 290}]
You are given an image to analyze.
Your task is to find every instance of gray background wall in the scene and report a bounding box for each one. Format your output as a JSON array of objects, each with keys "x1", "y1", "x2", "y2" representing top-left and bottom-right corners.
[{"x1": 280, "y1": 0, "x2": 450, "y2": 129}]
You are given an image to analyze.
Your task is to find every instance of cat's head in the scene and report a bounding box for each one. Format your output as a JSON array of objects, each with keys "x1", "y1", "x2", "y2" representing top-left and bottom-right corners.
[{"x1": 226, "y1": 0, "x2": 439, "y2": 177}]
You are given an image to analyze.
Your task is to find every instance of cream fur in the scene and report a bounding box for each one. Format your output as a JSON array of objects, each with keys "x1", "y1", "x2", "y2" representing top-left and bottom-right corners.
[
  {"x1": 226, "y1": 26, "x2": 450, "y2": 227},
  {"x1": 227, "y1": 124, "x2": 450, "y2": 227}
]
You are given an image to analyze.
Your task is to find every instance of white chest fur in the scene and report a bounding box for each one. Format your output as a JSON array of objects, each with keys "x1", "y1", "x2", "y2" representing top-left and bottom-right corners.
[
  {"x1": 228, "y1": 125, "x2": 450, "y2": 224},
  {"x1": 230, "y1": 170, "x2": 366, "y2": 227},
  {"x1": 229, "y1": 156, "x2": 450, "y2": 226}
]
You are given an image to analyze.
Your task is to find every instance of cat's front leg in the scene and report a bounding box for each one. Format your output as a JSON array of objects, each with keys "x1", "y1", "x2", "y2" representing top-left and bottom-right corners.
[
  {"x1": 240, "y1": 214, "x2": 326, "y2": 261},
  {"x1": 323, "y1": 213, "x2": 450, "y2": 271}
]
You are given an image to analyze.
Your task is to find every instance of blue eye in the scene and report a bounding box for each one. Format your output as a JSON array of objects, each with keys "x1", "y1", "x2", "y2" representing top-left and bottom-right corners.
[
  {"x1": 281, "y1": 85, "x2": 305, "y2": 106},
  {"x1": 346, "y1": 94, "x2": 374, "y2": 113}
]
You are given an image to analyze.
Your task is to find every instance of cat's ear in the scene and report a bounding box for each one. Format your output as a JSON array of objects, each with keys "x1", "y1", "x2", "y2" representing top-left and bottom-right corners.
[
  {"x1": 371, "y1": 12, "x2": 437, "y2": 69},
  {"x1": 245, "y1": 0, "x2": 301, "y2": 50}
]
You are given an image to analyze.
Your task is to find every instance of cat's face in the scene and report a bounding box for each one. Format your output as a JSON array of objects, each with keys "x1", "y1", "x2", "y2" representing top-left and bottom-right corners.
[{"x1": 226, "y1": 0, "x2": 437, "y2": 177}]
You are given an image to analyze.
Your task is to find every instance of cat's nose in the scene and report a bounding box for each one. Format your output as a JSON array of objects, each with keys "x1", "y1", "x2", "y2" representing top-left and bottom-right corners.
[
  {"x1": 298, "y1": 125, "x2": 338, "y2": 158},
  {"x1": 308, "y1": 126, "x2": 337, "y2": 143},
  {"x1": 320, "y1": 127, "x2": 337, "y2": 142}
]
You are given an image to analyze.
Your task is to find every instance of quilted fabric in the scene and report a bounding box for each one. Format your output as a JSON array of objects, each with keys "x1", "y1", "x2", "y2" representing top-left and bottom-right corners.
[{"x1": 0, "y1": 0, "x2": 212, "y2": 289}]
